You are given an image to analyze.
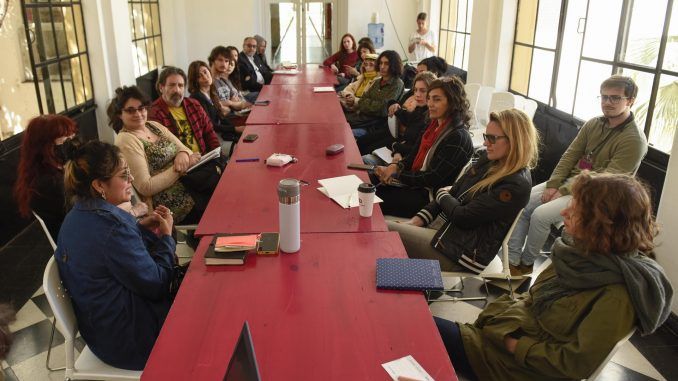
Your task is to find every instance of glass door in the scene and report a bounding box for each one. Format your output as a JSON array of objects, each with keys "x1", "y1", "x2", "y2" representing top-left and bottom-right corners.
[{"x1": 267, "y1": 0, "x2": 336, "y2": 67}]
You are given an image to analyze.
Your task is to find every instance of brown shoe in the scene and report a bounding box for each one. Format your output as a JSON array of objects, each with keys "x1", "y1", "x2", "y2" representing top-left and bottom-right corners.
[
  {"x1": 520, "y1": 264, "x2": 534, "y2": 275},
  {"x1": 509, "y1": 264, "x2": 523, "y2": 276}
]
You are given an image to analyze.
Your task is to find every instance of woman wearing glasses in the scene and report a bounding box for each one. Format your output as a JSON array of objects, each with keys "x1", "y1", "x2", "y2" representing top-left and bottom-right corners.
[
  {"x1": 108, "y1": 86, "x2": 202, "y2": 223},
  {"x1": 373, "y1": 76, "x2": 474, "y2": 217},
  {"x1": 388, "y1": 108, "x2": 538, "y2": 273},
  {"x1": 434, "y1": 173, "x2": 672, "y2": 381},
  {"x1": 339, "y1": 53, "x2": 379, "y2": 111},
  {"x1": 57, "y1": 140, "x2": 175, "y2": 370}
]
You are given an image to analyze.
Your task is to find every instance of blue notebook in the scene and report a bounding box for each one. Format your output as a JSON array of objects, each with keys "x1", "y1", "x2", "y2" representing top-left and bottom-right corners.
[{"x1": 376, "y1": 258, "x2": 444, "y2": 291}]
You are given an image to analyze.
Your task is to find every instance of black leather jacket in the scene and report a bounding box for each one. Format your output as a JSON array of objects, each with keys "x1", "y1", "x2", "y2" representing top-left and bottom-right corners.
[{"x1": 415, "y1": 151, "x2": 532, "y2": 273}]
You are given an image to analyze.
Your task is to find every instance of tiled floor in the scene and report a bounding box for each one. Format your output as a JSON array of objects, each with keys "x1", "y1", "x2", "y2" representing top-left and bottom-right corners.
[{"x1": 1, "y1": 222, "x2": 677, "y2": 380}]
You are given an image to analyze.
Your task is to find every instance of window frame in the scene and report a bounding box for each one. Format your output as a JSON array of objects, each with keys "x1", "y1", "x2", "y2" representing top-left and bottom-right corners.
[
  {"x1": 128, "y1": 0, "x2": 165, "y2": 78},
  {"x1": 438, "y1": 0, "x2": 473, "y2": 70},
  {"x1": 509, "y1": 0, "x2": 676, "y2": 160},
  {"x1": 20, "y1": 0, "x2": 95, "y2": 115}
]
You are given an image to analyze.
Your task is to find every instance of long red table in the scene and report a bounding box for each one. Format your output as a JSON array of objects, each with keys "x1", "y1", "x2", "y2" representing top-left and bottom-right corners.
[
  {"x1": 142, "y1": 232, "x2": 457, "y2": 381},
  {"x1": 270, "y1": 65, "x2": 338, "y2": 85},
  {"x1": 246, "y1": 84, "x2": 346, "y2": 125},
  {"x1": 196, "y1": 123, "x2": 387, "y2": 236}
]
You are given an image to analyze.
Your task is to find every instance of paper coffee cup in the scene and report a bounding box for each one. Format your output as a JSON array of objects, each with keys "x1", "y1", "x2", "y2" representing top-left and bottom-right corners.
[{"x1": 358, "y1": 183, "x2": 376, "y2": 217}]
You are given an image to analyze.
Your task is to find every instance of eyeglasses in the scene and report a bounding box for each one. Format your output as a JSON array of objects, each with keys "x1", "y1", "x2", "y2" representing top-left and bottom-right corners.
[
  {"x1": 245, "y1": 44, "x2": 257, "y2": 48},
  {"x1": 483, "y1": 133, "x2": 508, "y2": 144},
  {"x1": 122, "y1": 106, "x2": 148, "y2": 114},
  {"x1": 362, "y1": 62, "x2": 376, "y2": 67},
  {"x1": 597, "y1": 95, "x2": 629, "y2": 104},
  {"x1": 117, "y1": 167, "x2": 132, "y2": 183}
]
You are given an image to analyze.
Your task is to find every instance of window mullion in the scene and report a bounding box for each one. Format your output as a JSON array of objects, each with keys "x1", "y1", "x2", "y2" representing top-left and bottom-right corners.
[{"x1": 550, "y1": 0, "x2": 569, "y2": 108}]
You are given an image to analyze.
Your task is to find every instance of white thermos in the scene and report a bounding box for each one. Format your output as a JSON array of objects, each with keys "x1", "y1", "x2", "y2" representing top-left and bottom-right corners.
[{"x1": 278, "y1": 178, "x2": 301, "y2": 253}]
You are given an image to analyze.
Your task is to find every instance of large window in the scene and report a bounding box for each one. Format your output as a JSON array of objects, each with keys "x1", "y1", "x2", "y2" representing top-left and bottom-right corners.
[
  {"x1": 129, "y1": 0, "x2": 164, "y2": 78},
  {"x1": 438, "y1": 0, "x2": 473, "y2": 70},
  {"x1": 22, "y1": 0, "x2": 94, "y2": 116},
  {"x1": 510, "y1": 0, "x2": 678, "y2": 154}
]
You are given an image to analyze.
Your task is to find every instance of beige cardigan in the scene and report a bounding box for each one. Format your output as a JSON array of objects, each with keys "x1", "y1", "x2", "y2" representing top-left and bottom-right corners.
[{"x1": 115, "y1": 121, "x2": 193, "y2": 209}]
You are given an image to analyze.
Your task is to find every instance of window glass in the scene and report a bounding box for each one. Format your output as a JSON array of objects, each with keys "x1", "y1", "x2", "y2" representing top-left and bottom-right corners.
[
  {"x1": 528, "y1": 49, "x2": 554, "y2": 103},
  {"x1": 646, "y1": 74, "x2": 678, "y2": 152},
  {"x1": 510, "y1": 45, "x2": 532, "y2": 95},
  {"x1": 534, "y1": 0, "x2": 561, "y2": 49},
  {"x1": 515, "y1": 0, "x2": 538, "y2": 45},
  {"x1": 573, "y1": 60, "x2": 612, "y2": 121},
  {"x1": 621, "y1": 0, "x2": 668, "y2": 67},
  {"x1": 581, "y1": 0, "x2": 622, "y2": 61}
]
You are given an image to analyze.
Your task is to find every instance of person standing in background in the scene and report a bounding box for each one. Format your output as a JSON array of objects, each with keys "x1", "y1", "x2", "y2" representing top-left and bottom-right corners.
[{"x1": 408, "y1": 12, "x2": 437, "y2": 62}]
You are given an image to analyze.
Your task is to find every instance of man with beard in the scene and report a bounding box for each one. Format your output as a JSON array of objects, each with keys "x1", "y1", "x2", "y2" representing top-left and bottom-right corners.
[
  {"x1": 507, "y1": 75, "x2": 648, "y2": 276},
  {"x1": 149, "y1": 66, "x2": 220, "y2": 155}
]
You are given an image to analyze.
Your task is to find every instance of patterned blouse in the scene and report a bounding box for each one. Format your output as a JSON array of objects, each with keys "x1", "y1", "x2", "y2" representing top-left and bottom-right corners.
[{"x1": 142, "y1": 123, "x2": 194, "y2": 222}]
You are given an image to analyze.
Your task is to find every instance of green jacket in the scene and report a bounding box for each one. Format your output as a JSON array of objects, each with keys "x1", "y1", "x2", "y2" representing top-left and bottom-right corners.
[
  {"x1": 545, "y1": 114, "x2": 647, "y2": 195},
  {"x1": 356, "y1": 76, "x2": 404, "y2": 117},
  {"x1": 460, "y1": 265, "x2": 636, "y2": 381}
]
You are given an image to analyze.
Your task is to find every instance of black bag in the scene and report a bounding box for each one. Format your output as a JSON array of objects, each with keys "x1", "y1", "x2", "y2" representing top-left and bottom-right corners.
[{"x1": 179, "y1": 157, "x2": 225, "y2": 194}]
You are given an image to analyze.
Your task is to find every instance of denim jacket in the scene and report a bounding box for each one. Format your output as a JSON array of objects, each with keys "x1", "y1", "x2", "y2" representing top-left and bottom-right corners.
[{"x1": 55, "y1": 198, "x2": 175, "y2": 370}]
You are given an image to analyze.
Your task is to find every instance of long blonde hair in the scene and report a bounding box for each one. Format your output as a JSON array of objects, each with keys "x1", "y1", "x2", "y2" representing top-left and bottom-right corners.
[{"x1": 467, "y1": 108, "x2": 539, "y2": 196}]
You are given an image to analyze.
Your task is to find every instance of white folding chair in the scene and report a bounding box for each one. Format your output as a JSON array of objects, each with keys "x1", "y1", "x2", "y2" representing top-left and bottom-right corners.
[
  {"x1": 522, "y1": 98, "x2": 538, "y2": 120},
  {"x1": 474, "y1": 86, "x2": 495, "y2": 128},
  {"x1": 584, "y1": 328, "x2": 636, "y2": 381},
  {"x1": 489, "y1": 91, "x2": 518, "y2": 113},
  {"x1": 43, "y1": 257, "x2": 142, "y2": 380},
  {"x1": 33, "y1": 211, "x2": 56, "y2": 251},
  {"x1": 429, "y1": 208, "x2": 524, "y2": 302}
]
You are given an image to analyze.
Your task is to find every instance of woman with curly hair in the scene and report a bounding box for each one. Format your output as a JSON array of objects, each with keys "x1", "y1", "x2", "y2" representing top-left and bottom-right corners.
[
  {"x1": 434, "y1": 172, "x2": 673, "y2": 381},
  {"x1": 374, "y1": 76, "x2": 473, "y2": 217}
]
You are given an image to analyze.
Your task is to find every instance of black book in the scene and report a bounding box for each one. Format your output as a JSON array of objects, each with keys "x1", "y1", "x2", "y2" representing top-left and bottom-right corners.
[{"x1": 205, "y1": 237, "x2": 249, "y2": 265}]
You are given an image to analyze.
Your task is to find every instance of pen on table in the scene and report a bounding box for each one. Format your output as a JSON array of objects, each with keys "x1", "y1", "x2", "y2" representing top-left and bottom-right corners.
[{"x1": 235, "y1": 158, "x2": 259, "y2": 163}]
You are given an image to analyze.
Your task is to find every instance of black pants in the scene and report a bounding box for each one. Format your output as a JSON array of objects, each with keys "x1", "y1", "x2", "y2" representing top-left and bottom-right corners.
[
  {"x1": 375, "y1": 183, "x2": 430, "y2": 218},
  {"x1": 434, "y1": 317, "x2": 478, "y2": 380}
]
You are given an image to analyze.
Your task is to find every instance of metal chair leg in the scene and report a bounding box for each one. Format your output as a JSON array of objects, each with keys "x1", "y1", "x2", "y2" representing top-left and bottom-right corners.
[{"x1": 45, "y1": 317, "x2": 65, "y2": 371}]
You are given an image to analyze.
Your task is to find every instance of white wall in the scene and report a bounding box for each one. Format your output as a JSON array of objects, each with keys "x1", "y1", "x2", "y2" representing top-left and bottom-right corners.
[
  {"x1": 347, "y1": 0, "x2": 419, "y2": 61},
  {"x1": 655, "y1": 131, "x2": 678, "y2": 314},
  {"x1": 467, "y1": 0, "x2": 517, "y2": 89}
]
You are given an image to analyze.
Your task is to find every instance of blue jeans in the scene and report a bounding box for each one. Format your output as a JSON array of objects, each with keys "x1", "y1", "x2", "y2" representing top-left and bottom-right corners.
[
  {"x1": 352, "y1": 128, "x2": 367, "y2": 138},
  {"x1": 434, "y1": 317, "x2": 478, "y2": 380},
  {"x1": 507, "y1": 182, "x2": 572, "y2": 266}
]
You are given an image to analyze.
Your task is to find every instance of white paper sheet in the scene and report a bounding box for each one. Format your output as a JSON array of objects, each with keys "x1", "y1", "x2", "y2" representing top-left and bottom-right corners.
[
  {"x1": 313, "y1": 86, "x2": 335, "y2": 93},
  {"x1": 317, "y1": 175, "x2": 382, "y2": 209},
  {"x1": 381, "y1": 355, "x2": 435, "y2": 381},
  {"x1": 372, "y1": 146, "x2": 393, "y2": 164}
]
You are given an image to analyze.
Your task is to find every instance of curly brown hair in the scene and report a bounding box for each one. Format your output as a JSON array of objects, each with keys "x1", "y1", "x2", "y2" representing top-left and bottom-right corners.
[
  {"x1": 426, "y1": 76, "x2": 472, "y2": 128},
  {"x1": 570, "y1": 172, "x2": 658, "y2": 256}
]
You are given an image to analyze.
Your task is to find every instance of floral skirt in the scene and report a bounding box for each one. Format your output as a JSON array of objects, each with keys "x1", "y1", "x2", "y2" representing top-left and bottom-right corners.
[{"x1": 152, "y1": 182, "x2": 194, "y2": 223}]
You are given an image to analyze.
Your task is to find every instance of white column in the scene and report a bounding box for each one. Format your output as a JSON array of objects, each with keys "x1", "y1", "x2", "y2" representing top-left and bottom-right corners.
[
  {"x1": 81, "y1": 0, "x2": 136, "y2": 143},
  {"x1": 655, "y1": 132, "x2": 678, "y2": 314}
]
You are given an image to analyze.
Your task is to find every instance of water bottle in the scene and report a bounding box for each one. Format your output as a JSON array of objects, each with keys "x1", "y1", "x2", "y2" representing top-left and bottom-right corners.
[{"x1": 278, "y1": 178, "x2": 301, "y2": 253}]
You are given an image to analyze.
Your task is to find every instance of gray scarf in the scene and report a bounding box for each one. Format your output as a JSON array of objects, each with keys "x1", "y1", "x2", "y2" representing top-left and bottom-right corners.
[{"x1": 531, "y1": 236, "x2": 673, "y2": 336}]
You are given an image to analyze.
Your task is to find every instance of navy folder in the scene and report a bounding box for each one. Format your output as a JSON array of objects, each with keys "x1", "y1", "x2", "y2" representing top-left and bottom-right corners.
[{"x1": 376, "y1": 258, "x2": 444, "y2": 291}]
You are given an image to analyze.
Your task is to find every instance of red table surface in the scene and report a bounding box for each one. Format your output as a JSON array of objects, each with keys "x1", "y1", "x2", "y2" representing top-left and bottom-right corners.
[
  {"x1": 270, "y1": 65, "x2": 338, "y2": 85},
  {"x1": 196, "y1": 123, "x2": 387, "y2": 236},
  {"x1": 246, "y1": 84, "x2": 346, "y2": 125},
  {"x1": 142, "y1": 232, "x2": 457, "y2": 381}
]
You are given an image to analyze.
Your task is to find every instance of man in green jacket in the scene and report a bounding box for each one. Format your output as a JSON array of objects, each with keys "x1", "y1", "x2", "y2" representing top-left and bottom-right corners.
[{"x1": 507, "y1": 75, "x2": 647, "y2": 274}]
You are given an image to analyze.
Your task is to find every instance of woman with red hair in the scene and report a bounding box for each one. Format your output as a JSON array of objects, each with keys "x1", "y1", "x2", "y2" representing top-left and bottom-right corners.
[
  {"x1": 323, "y1": 33, "x2": 359, "y2": 89},
  {"x1": 14, "y1": 115, "x2": 78, "y2": 239}
]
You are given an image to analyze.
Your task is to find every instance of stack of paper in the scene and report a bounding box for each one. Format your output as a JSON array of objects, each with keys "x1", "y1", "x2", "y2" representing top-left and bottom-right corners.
[
  {"x1": 215, "y1": 235, "x2": 258, "y2": 252},
  {"x1": 317, "y1": 175, "x2": 382, "y2": 209},
  {"x1": 313, "y1": 86, "x2": 335, "y2": 93}
]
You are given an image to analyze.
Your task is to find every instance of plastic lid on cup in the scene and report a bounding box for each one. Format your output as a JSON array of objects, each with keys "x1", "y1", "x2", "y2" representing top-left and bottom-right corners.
[{"x1": 358, "y1": 182, "x2": 376, "y2": 193}]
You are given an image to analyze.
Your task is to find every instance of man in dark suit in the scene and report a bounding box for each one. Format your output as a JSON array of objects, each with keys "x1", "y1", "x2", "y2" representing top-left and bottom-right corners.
[{"x1": 238, "y1": 37, "x2": 271, "y2": 95}]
